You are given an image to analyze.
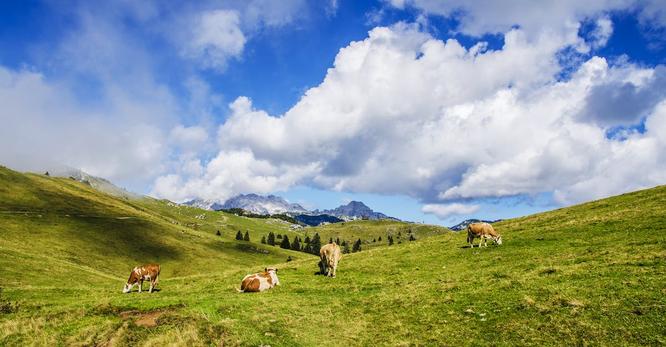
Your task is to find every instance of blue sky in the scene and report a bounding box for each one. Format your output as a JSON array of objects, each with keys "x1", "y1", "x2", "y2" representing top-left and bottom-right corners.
[{"x1": 1, "y1": 0, "x2": 666, "y2": 226}]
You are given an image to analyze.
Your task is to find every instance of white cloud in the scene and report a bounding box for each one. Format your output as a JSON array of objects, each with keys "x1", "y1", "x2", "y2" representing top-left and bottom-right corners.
[
  {"x1": 589, "y1": 16, "x2": 614, "y2": 49},
  {"x1": 151, "y1": 149, "x2": 319, "y2": 202},
  {"x1": 422, "y1": 203, "x2": 480, "y2": 219},
  {"x1": 154, "y1": 21, "x2": 666, "y2": 207},
  {"x1": 183, "y1": 9, "x2": 246, "y2": 71},
  {"x1": 170, "y1": 125, "x2": 209, "y2": 151},
  {"x1": 0, "y1": 67, "x2": 168, "y2": 186},
  {"x1": 384, "y1": 0, "x2": 630, "y2": 40}
]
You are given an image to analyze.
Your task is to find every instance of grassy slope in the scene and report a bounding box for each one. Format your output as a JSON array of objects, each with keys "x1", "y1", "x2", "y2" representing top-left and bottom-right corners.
[
  {"x1": 306, "y1": 219, "x2": 449, "y2": 249},
  {"x1": 1, "y1": 165, "x2": 665, "y2": 345}
]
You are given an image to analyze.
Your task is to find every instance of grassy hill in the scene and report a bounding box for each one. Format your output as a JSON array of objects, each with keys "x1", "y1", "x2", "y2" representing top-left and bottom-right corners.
[
  {"x1": 304, "y1": 219, "x2": 449, "y2": 249},
  {"x1": 1, "y1": 166, "x2": 665, "y2": 345}
]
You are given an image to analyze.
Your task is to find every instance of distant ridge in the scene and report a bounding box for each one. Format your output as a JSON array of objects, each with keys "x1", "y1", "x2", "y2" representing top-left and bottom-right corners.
[
  {"x1": 315, "y1": 201, "x2": 399, "y2": 221},
  {"x1": 49, "y1": 167, "x2": 138, "y2": 199}
]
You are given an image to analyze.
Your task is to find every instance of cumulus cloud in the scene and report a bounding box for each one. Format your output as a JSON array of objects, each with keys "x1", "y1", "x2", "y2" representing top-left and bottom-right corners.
[
  {"x1": 151, "y1": 149, "x2": 319, "y2": 202},
  {"x1": 182, "y1": 9, "x2": 246, "y2": 71},
  {"x1": 422, "y1": 203, "x2": 480, "y2": 219},
  {"x1": 0, "y1": 67, "x2": 168, "y2": 185},
  {"x1": 153, "y1": 21, "x2": 666, "y2": 207},
  {"x1": 385, "y1": 0, "x2": 629, "y2": 41},
  {"x1": 578, "y1": 65, "x2": 666, "y2": 127},
  {"x1": 589, "y1": 16, "x2": 614, "y2": 49}
]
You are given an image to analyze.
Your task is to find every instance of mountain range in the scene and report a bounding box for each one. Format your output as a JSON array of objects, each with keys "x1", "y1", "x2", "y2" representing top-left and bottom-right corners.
[
  {"x1": 314, "y1": 200, "x2": 396, "y2": 221},
  {"x1": 183, "y1": 194, "x2": 397, "y2": 222}
]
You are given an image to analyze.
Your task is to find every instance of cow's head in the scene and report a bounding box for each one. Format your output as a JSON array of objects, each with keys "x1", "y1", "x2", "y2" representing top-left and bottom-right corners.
[
  {"x1": 495, "y1": 235, "x2": 503, "y2": 245},
  {"x1": 122, "y1": 269, "x2": 140, "y2": 293},
  {"x1": 122, "y1": 282, "x2": 135, "y2": 293},
  {"x1": 265, "y1": 267, "x2": 280, "y2": 286}
]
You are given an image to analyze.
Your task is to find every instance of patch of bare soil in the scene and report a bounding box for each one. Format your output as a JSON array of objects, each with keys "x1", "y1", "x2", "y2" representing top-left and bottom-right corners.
[{"x1": 119, "y1": 310, "x2": 164, "y2": 328}]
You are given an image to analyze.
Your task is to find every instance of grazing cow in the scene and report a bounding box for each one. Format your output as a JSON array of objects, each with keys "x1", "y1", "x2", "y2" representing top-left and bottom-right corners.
[
  {"x1": 122, "y1": 264, "x2": 160, "y2": 293},
  {"x1": 239, "y1": 268, "x2": 280, "y2": 293},
  {"x1": 467, "y1": 222, "x2": 502, "y2": 248},
  {"x1": 319, "y1": 243, "x2": 342, "y2": 277}
]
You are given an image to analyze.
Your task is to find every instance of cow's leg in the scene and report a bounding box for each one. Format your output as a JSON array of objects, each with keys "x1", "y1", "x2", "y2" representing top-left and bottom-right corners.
[
  {"x1": 138, "y1": 279, "x2": 143, "y2": 293},
  {"x1": 149, "y1": 279, "x2": 155, "y2": 293},
  {"x1": 332, "y1": 263, "x2": 337, "y2": 278}
]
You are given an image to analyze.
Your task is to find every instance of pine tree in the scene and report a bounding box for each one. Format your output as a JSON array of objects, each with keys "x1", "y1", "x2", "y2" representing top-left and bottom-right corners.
[
  {"x1": 291, "y1": 237, "x2": 301, "y2": 251},
  {"x1": 244, "y1": 231, "x2": 250, "y2": 241},
  {"x1": 304, "y1": 235, "x2": 311, "y2": 244},
  {"x1": 235, "y1": 230, "x2": 243, "y2": 240},
  {"x1": 267, "y1": 232, "x2": 276, "y2": 246},
  {"x1": 352, "y1": 239, "x2": 362, "y2": 253},
  {"x1": 336, "y1": 237, "x2": 341, "y2": 245},
  {"x1": 261, "y1": 235, "x2": 267, "y2": 244},
  {"x1": 216, "y1": 230, "x2": 221, "y2": 236},
  {"x1": 277, "y1": 234, "x2": 283, "y2": 239},
  {"x1": 378, "y1": 236, "x2": 382, "y2": 242},
  {"x1": 310, "y1": 233, "x2": 322, "y2": 255},
  {"x1": 388, "y1": 235, "x2": 394, "y2": 246},
  {"x1": 409, "y1": 234, "x2": 416, "y2": 241},
  {"x1": 342, "y1": 241, "x2": 351, "y2": 254},
  {"x1": 280, "y1": 235, "x2": 291, "y2": 249},
  {"x1": 329, "y1": 237, "x2": 333, "y2": 244},
  {"x1": 372, "y1": 238, "x2": 376, "y2": 242}
]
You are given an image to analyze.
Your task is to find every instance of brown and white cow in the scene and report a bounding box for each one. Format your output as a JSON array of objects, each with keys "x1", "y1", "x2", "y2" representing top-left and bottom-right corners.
[
  {"x1": 239, "y1": 268, "x2": 280, "y2": 293},
  {"x1": 122, "y1": 264, "x2": 161, "y2": 293},
  {"x1": 319, "y1": 243, "x2": 342, "y2": 277},
  {"x1": 467, "y1": 222, "x2": 502, "y2": 248}
]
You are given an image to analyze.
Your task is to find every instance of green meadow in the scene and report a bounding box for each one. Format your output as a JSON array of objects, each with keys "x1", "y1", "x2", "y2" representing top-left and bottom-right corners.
[{"x1": 1, "y1": 166, "x2": 665, "y2": 346}]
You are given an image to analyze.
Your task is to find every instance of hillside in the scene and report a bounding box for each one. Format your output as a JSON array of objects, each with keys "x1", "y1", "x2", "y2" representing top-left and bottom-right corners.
[
  {"x1": 1, "y1": 165, "x2": 665, "y2": 345},
  {"x1": 305, "y1": 219, "x2": 449, "y2": 249}
]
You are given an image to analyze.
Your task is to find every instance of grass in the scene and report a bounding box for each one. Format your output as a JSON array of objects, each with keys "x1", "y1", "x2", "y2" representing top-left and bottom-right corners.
[{"x1": 1, "y1": 165, "x2": 665, "y2": 345}]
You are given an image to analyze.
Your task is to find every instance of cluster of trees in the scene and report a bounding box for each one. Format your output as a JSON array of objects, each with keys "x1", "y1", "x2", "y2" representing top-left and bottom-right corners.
[
  {"x1": 235, "y1": 230, "x2": 250, "y2": 241},
  {"x1": 385, "y1": 229, "x2": 416, "y2": 246},
  {"x1": 235, "y1": 226, "x2": 418, "y2": 254},
  {"x1": 261, "y1": 231, "x2": 323, "y2": 254}
]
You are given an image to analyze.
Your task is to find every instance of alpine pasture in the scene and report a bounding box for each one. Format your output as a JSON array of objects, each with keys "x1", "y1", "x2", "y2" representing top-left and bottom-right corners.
[{"x1": 1, "y1": 166, "x2": 665, "y2": 345}]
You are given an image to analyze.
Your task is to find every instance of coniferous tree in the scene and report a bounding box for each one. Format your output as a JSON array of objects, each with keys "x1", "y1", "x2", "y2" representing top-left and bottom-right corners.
[
  {"x1": 304, "y1": 235, "x2": 311, "y2": 244},
  {"x1": 342, "y1": 241, "x2": 351, "y2": 254},
  {"x1": 244, "y1": 231, "x2": 250, "y2": 241},
  {"x1": 261, "y1": 236, "x2": 267, "y2": 244},
  {"x1": 291, "y1": 236, "x2": 301, "y2": 251},
  {"x1": 216, "y1": 230, "x2": 221, "y2": 236},
  {"x1": 388, "y1": 235, "x2": 394, "y2": 246},
  {"x1": 409, "y1": 234, "x2": 416, "y2": 241},
  {"x1": 372, "y1": 238, "x2": 376, "y2": 242},
  {"x1": 235, "y1": 230, "x2": 243, "y2": 240},
  {"x1": 352, "y1": 239, "x2": 362, "y2": 253},
  {"x1": 336, "y1": 237, "x2": 341, "y2": 245},
  {"x1": 280, "y1": 235, "x2": 291, "y2": 249},
  {"x1": 310, "y1": 233, "x2": 322, "y2": 255},
  {"x1": 277, "y1": 234, "x2": 283, "y2": 239},
  {"x1": 267, "y1": 232, "x2": 276, "y2": 246},
  {"x1": 378, "y1": 236, "x2": 382, "y2": 242},
  {"x1": 329, "y1": 237, "x2": 333, "y2": 244}
]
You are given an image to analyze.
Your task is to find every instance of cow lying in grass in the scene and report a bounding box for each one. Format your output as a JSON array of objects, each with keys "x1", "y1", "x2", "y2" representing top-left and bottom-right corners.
[
  {"x1": 467, "y1": 222, "x2": 502, "y2": 247},
  {"x1": 239, "y1": 268, "x2": 280, "y2": 293},
  {"x1": 123, "y1": 263, "x2": 160, "y2": 293},
  {"x1": 320, "y1": 243, "x2": 342, "y2": 277}
]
